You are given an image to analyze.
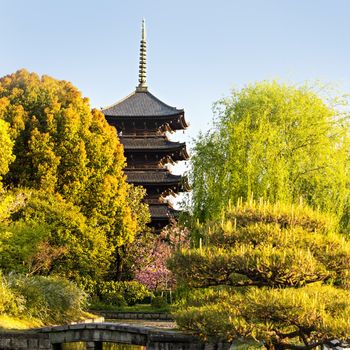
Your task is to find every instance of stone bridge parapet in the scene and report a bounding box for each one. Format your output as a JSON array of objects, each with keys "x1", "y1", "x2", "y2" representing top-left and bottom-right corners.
[
  {"x1": 0, "y1": 322, "x2": 231, "y2": 350},
  {"x1": 35, "y1": 322, "x2": 230, "y2": 350}
]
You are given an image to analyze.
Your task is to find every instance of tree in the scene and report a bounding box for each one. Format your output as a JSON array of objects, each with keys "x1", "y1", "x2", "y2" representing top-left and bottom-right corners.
[
  {"x1": 0, "y1": 189, "x2": 113, "y2": 280},
  {"x1": 190, "y1": 81, "x2": 350, "y2": 226},
  {"x1": 0, "y1": 69, "x2": 149, "y2": 247},
  {"x1": 133, "y1": 222, "x2": 190, "y2": 291},
  {"x1": 0, "y1": 119, "x2": 14, "y2": 187},
  {"x1": 168, "y1": 200, "x2": 350, "y2": 349}
]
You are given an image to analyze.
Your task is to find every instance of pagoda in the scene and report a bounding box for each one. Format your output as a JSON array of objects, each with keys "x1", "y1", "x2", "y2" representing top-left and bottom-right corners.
[{"x1": 102, "y1": 20, "x2": 190, "y2": 229}]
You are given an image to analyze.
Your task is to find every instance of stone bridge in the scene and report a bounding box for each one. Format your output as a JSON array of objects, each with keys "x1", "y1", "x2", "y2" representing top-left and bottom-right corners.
[{"x1": 32, "y1": 322, "x2": 230, "y2": 350}]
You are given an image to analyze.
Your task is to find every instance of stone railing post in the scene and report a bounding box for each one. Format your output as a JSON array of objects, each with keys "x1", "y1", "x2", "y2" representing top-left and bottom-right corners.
[{"x1": 86, "y1": 341, "x2": 103, "y2": 350}]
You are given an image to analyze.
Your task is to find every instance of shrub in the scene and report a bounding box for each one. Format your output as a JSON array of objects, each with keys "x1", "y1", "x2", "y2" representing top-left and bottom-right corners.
[
  {"x1": 98, "y1": 281, "x2": 152, "y2": 306},
  {"x1": 75, "y1": 276, "x2": 98, "y2": 297},
  {"x1": 0, "y1": 273, "x2": 24, "y2": 316},
  {"x1": 98, "y1": 291, "x2": 127, "y2": 307},
  {"x1": 9, "y1": 275, "x2": 87, "y2": 323},
  {"x1": 151, "y1": 296, "x2": 168, "y2": 309}
]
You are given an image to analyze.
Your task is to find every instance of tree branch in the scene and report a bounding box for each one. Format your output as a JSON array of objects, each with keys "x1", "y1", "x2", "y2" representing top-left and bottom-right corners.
[
  {"x1": 293, "y1": 166, "x2": 328, "y2": 183},
  {"x1": 273, "y1": 329, "x2": 300, "y2": 340},
  {"x1": 298, "y1": 331, "x2": 309, "y2": 347}
]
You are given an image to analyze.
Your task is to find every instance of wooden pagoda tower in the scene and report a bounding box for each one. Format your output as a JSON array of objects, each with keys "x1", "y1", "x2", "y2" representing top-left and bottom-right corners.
[{"x1": 102, "y1": 20, "x2": 189, "y2": 229}]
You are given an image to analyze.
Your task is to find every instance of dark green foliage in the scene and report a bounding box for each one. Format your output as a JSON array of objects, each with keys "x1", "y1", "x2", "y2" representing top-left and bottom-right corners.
[
  {"x1": 151, "y1": 296, "x2": 168, "y2": 309},
  {"x1": 98, "y1": 281, "x2": 153, "y2": 306}
]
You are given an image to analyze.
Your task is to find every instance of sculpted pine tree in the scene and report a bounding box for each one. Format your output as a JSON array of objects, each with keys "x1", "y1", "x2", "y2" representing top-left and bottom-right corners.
[
  {"x1": 169, "y1": 201, "x2": 350, "y2": 350},
  {"x1": 0, "y1": 69, "x2": 149, "y2": 247},
  {"x1": 191, "y1": 82, "x2": 350, "y2": 226}
]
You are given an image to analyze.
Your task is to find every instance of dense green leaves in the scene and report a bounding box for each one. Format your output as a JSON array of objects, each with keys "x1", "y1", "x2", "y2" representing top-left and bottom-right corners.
[
  {"x1": 98, "y1": 281, "x2": 153, "y2": 306},
  {"x1": 0, "y1": 190, "x2": 113, "y2": 280},
  {"x1": 190, "y1": 82, "x2": 350, "y2": 226}
]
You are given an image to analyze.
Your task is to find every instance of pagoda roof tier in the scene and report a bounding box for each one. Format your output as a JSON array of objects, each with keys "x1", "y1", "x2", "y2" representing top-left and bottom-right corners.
[
  {"x1": 124, "y1": 170, "x2": 190, "y2": 192},
  {"x1": 125, "y1": 169, "x2": 180, "y2": 184},
  {"x1": 120, "y1": 136, "x2": 189, "y2": 159},
  {"x1": 102, "y1": 90, "x2": 184, "y2": 118},
  {"x1": 105, "y1": 112, "x2": 188, "y2": 133},
  {"x1": 149, "y1": 204, "x2": 179, "y2": 220}
]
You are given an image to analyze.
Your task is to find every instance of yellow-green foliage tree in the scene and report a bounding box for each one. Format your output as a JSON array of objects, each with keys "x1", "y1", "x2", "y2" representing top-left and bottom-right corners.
[
  {"x1": 169, "y1": 201, "x2": 350, "y2": 350},
  {"x1": 190, "y1": 82, "x2": 350, "y2": 227},
  {"x1": 0, "y1": 119, "x2": 14, "y2": 187},
  {"x1": 0, "y1": 69, "x2": 149, "y2": 247},
  {"x1": 0, "y1": 189, "x2": 113, "y2": 280}
]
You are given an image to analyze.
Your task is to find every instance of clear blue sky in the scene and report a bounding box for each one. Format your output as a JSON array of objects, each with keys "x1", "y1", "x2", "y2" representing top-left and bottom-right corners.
[{"x1": 2, "y1": 0, "x2": 350, "y2": 145}]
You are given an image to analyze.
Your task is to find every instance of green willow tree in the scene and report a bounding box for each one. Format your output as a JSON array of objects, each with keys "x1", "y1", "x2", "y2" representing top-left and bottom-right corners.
[
  {"x1": 169, "y1": 201, "x2": 350, "y2": 350},
  {"x1": 0, "y1": 69, "x2": 149, "y2": 247},
  {"x1": 190, "y1": 81, "x2": 350, "y2": 227}
]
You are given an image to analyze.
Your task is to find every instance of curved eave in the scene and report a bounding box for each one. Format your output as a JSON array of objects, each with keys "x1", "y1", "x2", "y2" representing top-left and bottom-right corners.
[
  {"x1": 180, "y1": 114, "x2": 189, "y2": 129},
  {"x1": 162, "y1": 114, "x2": 189, "y2": 132},
  {"x1": 105, "y1": 113, "x2": 188, "y2": 134},
  {"x1": 104, "y1": 111, "x2": 184, "y2": 119},
  {"x1": 124, "y1": 169, "x2": 190, "y2": 193},
  {"x1": 126, "y1": 181, "x2": 190, "y2": 194},
  {"x1": 181, "y1": 145, "x2": 190, "y2": 160},
  {"x1": 125, "y1": 152, "x2": 188, "y2": 164},
  {"x1": 181, "y1": 176, "x2": 191, "y2": 192},
  {"x1": 124, "y1": 170, "x2": 181, "y2": 180},
  {"x1": 126, "y1": 179, "x2": 182, "y2": 186},
  {"x1": 123, "y1": 145, "x2": 186, "y2": 152},
  {"x1": 148, "y1": 204, "x2": 179, "y2": 219},
  {"x1": 160, "y1": 188, "x2": 177, "y2": 198},
  {"x1": 123, "y1": 142, "x2": 189, "y2": 159}
]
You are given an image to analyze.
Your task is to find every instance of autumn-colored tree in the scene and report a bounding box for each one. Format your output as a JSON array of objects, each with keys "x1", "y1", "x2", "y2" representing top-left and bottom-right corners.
[
  {"x1": 190, "y1": 82, "x2": 350, "y2": 227},
  {"x1": 169, "y1": 200, "x2": 350, "y2": 349},
  {"x1": 0, "y1": 69, "x2": 149, "y2": 247}
]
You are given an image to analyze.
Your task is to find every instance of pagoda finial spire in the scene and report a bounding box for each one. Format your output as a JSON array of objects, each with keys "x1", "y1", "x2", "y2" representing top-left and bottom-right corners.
[{"x1": 136, "y1": 19, "x2": 148, "y2": 92}]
